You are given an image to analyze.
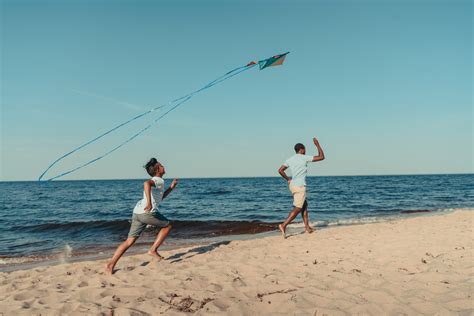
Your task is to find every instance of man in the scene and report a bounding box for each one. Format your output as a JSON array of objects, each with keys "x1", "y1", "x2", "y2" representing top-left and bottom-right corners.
[{"x1": 278, "y1": 137, "x2": 325, "y2": 239}]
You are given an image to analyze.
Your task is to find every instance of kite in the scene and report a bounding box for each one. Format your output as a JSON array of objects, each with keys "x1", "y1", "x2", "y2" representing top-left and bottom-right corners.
[
  {"x1": 38, "y1": 52, "x2": 290, "y2": 181},
  {"x1": 258, "y1": 52, "x2": 289, "y2": 70}
]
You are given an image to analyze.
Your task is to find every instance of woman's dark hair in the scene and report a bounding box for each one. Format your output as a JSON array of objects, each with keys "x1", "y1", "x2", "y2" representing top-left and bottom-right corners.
[
  {"x1": 144, "y1": 158, "x2": 159, "y2": 177},
  {"x1": 294, "y1": 143, "x2": 305, "y2": 153}
]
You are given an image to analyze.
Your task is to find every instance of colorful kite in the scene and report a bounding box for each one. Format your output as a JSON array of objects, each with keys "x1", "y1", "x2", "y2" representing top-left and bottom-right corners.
[
  {"x1": 258, "y1": 52, "x2": 289, "y2": 70},
  {"x1": 38, "y1": 52, "x2": 290, "y2": 181}
]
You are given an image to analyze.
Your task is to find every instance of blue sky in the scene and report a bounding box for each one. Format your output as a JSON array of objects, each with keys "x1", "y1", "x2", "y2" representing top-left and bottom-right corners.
[{"x1": 1, "y1": 0, "x2": 472, "y2": 181}]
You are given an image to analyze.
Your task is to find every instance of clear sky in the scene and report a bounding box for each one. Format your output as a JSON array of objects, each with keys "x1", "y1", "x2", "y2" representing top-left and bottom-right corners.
[{"x1": 1, "y1": 0, "x2": 472, "y2": 181}]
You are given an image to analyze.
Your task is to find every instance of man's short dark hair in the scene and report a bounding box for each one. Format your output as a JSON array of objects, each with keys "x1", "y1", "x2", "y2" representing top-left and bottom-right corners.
[
  {"x1": 144, "y1": 158, "x2": 159, "y2": 177},
  {"x1": 294, "y1": 143, "x2": 305, "y2": 153}
]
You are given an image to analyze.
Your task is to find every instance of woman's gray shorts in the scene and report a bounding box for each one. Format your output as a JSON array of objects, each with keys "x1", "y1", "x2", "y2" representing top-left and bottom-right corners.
[{"x1": 128, "y1": 212, "x2": 170, "y2": 238}]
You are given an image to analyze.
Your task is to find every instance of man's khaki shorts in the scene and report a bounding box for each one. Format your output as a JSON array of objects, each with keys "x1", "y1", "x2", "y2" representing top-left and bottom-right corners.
[{"x1": 289, "y1": 184, "x2": 306, "y2": 208}]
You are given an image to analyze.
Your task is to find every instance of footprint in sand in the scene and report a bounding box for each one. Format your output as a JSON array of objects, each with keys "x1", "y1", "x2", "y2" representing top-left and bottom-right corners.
[
  {"x1": 75, "y1": 288, "x2": 111, "y2": 303},
  {"x1": 208, "y1": 299, "x2": 230, "y2": 312},
  {"x1": 13, "y1": 292, "x2": 30, "y2": 301},
  {"x1": 100, "y1": 289, "x2": 115, "y2": 298},
  {"x1": 232, "y1": 277, "x2": 247, "y2": 287},
  {"x1": 209, "y1": 283, "x2": 223, "y2": 292},
  {"x1": 78, "y1": 281, "x2": 88, "y2": 287}
]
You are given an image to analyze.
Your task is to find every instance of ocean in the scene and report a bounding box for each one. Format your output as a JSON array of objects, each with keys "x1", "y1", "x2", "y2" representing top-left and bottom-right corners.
[{"x1": 1, "y1": 174, "x2": 473, "y2": 271}]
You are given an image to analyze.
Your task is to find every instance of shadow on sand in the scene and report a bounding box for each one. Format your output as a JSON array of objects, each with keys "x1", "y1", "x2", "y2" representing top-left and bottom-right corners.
[{"x1": 166, "y1": 241, "x2": 231, "y2": 263}]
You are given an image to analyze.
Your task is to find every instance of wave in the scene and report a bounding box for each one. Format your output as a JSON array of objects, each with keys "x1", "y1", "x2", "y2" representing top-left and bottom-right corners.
[
  {"x1": 189, "y1": 189, "x2": 233, "y2": 196},
  {"x1": 400, "y1": 209, "x2": 431, "y2": 214},
  {"x1": 293, "y1": 208, "x2": 472, "y2": 228},
  {"x1": 14, "y1": 220, "x2": 131, "y2": 234},
  {"x1": 9, "y1": 207, "x2": 472, "y2": 242},
  {"x1": 12, "y1": 219, "x2": 278, "y2": 238},
  {"x1": 12, "y1": 208, "x2": 467, "y2": 235}
]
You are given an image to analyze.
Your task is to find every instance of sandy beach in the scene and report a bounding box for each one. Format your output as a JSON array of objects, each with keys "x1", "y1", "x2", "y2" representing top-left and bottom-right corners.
[{"x1": 0, "y1": 210, "x2": 472, "y2": 315}]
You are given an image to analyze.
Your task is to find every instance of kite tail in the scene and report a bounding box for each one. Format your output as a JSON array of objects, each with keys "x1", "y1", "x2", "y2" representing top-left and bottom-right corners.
[{"x1": 39, "y1": 63, "x2": 257, "y2": 181}]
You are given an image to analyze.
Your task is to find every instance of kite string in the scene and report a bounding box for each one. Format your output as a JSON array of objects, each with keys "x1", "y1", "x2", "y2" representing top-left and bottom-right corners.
[
  {"x1": 44, "y1": 95, "x2": 193, "y2": 181},
  {"x1": 40, "y1": 63, "x2": 256, "y2": 181}
]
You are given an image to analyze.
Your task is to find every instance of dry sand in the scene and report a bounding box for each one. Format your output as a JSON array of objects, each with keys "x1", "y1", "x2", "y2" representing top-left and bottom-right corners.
[{"x1": 0, "y1": 210, "x2": 472, "y2": 315}]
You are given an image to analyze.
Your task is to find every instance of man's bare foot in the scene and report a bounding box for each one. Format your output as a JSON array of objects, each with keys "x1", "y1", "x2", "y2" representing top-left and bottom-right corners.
[
  {"x1": 278, "y1": 224, "x2": 287, "y2": 239},
  {"x1": 105, "y1": 262, "x2": 114, "y2": 275},
  {"x1": 305, "y1": 226, "x2": 314, "y2": 234},
  {"x1": 147, "y1": 250, "x2": 164, "y2": 261}
]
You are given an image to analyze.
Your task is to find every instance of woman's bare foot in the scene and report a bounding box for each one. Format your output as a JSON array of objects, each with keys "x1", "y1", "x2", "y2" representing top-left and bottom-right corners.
[
  {"x1": 147, "y1": 250, "x2": 164, "y2": 261},
  {"x1": 105, "y1": 262, "x2": 115, "y2": 275},
  {"x1": 305, "y1": 226, "x2": 314, "y2": 234},
  {"x1": 278, "y1": 224, "x2": 286, "y2": 239}
]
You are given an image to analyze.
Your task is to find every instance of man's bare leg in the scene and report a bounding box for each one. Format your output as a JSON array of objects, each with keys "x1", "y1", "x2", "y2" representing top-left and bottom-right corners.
[
  {"x1": 148, "y1": 224, "x2": 172, "y2": 260},
  {"x1": 301, "y1": 201, "x2": 314, "y2": 233},
  {"x1": 106, "y1": 237, "x2": 137, "y2": 275},
  {"x1": 279, "y1": 206, "x2": 303, "y2": 239}
]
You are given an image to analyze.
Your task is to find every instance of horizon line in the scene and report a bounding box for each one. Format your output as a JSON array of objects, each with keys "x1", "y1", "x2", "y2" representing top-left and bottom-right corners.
[{"x1": 1, "y1": 172, "x2": 472, "y2": 183}]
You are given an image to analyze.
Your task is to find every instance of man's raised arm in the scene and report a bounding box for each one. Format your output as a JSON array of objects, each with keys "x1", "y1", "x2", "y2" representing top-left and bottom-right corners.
[{"x1": 312, "y1": 137, "x2": 325, "y2": 162}]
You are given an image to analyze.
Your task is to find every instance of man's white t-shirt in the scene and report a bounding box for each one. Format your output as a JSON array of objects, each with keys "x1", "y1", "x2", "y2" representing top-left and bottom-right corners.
[
  {"x1": 283, "y1": 154, "x2": 313, "y2": 187},
  {"x1": 133, "y1": 177, "x2": 165, "y2": 214}
]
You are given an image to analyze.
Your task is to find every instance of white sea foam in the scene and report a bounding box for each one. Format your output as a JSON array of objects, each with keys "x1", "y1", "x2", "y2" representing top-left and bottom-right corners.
[
  {"x1": 59, "y1": 244, "x2": 73, "y2": 264},
  {"x1": 288, "y1": 207, "x2": 473, "y2": 229},
  {"x1": 0, "y1": 255, "x2": 54, "y2": 266}
]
